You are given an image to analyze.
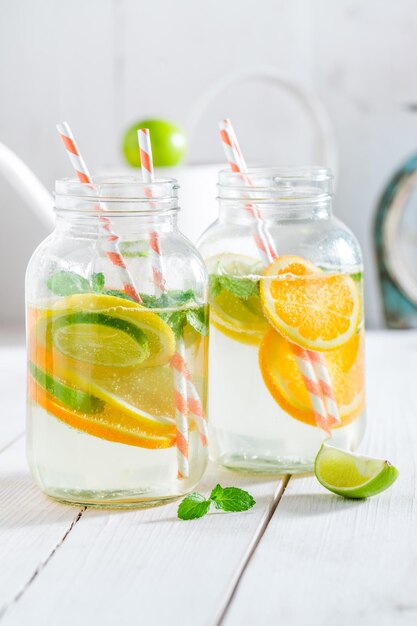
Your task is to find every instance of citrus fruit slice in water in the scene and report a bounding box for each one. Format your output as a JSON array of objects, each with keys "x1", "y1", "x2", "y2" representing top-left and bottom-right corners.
[
  {"x1": 28, "y1": 376, "x2": 175, "y2": 450},
  {"x1": 207, "y1": 254, "x2": 269, "y2": 345},
  {"x1": 37, "y1": 293, "x2": 176, "y2": 368},
  {"x1": 260, "y1": 255, "x2": 360, "y2": 351},
  {"x1": 314, "y1": 443, "x2": 398, "y2": 498},
  {"x1": 258, "y1": 329, "x2": 365, "y2": 427},
  {"x1": 52, "y1": 312, "x2": 151, "y2": 367},
  {"x1": 31, "y1": 346, "x2": 176, "y2": 435},
  {"x1": 29, "y1": 361, "x2": 104, "y2": 414}
]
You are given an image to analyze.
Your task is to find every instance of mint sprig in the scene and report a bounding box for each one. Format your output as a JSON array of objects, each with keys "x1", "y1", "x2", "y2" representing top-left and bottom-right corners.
[
  {"x1": 46, "y1": 270, "x2": 208, "y2": 338},
  {"x1": 91, "y1": 272, "x2": 105, "y2": 292},
  {"x1": 210, "y1": 485, "x2": 256, "y2": 512},
  {"x1": 177, "y1": 493, "x2": 212, "y2": 520},
  {"x1": 186, "y1": 308, "x2": 209, "y2": 336},
  {"x1": 160, "y1": 310, "x2": 187, "y2": 338},
  {"x1": 47, "y1": 271, "x2": 91, "y2": 296},
  {"x1": 47, "y1": 270, "x2": 106, "y2": 296},
  {"x1": 118, "y1": 241, "x2": 148, "y2": 258},
  {"x1": 177, "y1": 484, "x2": 256, "y2": 521},
  {"x1": 209, "y1": 274, "x2": 259, "y2": 300}
]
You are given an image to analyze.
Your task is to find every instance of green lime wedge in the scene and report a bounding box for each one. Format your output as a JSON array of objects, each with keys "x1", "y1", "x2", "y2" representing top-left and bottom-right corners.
[
  {"x1": 51, "y1": 312, "x2": 151, "y2": 367},
  {"x1": 314, "y1": 443, "x2": 399, "y2": 499},
  {"x1": 29, "y1": 362, "x2": 104, "y2": 414}
]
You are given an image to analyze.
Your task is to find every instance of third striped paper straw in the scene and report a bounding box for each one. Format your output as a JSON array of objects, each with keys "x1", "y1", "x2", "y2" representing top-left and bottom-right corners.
[
  {"x1": 138, "y1": 129, "x2": 208, "y2": 479},
  {"x1": 218, "y1": 118, "x2": 339, "y2": 432}
]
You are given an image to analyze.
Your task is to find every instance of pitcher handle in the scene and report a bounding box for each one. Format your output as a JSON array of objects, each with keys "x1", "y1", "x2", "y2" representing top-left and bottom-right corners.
[
  {"x1": 186, "y1": 65, "x2": 338, "y2": 180},
  {"x1": 0, "y1": 141, "x2": 54, "y2": 229}
]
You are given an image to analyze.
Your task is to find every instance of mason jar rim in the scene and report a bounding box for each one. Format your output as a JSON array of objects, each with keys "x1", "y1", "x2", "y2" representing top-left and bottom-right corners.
[
  {"x1": 217, "y1": 166, "x2": 333, "y2": 202},
  {"x1": 54, "y1": 175, "x2": 179, "y2": 202}
]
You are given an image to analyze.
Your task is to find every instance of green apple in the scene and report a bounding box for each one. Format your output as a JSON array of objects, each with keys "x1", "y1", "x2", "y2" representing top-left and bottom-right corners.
[{"x1": 122, "y1": 119, "x2": 187, "y2": 167}]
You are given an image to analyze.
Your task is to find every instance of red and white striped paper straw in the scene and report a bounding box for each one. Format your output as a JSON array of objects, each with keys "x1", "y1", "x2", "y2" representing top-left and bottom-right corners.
[
  {"x1": 56, "y1": 122, "x2": 140, "y2": 303},
  {"x1": 138, "y1": 128, "x2": 208, "y2": 478},
  {"x1": 138, "y1": 129, "x2": 166, "y2": 294},
  {"x1": 218, "y1": 118, "x2": 339, "y2": 433}
]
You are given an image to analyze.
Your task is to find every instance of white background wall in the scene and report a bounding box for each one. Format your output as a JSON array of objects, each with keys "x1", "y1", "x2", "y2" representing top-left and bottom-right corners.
[{"x1": 1, "y1": 0, "x2": 417, "y2": 331}]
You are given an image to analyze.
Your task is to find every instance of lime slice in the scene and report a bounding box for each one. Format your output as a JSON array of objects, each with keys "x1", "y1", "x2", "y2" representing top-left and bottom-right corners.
[
  {"x1": 29, "y1": 362, "x2": 104, "y2": 414},
  {"x1": 207, "y1": 253, "x2": 264, "y2": 278},
  {"x1": 37, "y1": 293, "x2": 176, "y2": 368},
  {"x1": 52, "y1": 312, "x2": 150, "y2": 367},
  {"x1": 315, "y1": 443, "x2": 399, "y2": 499}
]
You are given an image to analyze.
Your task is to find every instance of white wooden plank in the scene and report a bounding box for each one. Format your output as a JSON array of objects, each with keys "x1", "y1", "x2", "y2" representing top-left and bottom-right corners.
[
  {"x1": 0, "y1": 346, "x2": 26, "y2": 449},
  {"x1": 1, "y1": 464, "x2": 286, "y2": 626},
  {"x1": 222, "y1": 331, "x2": 417, "y2": 626},
  {"x1": 0, "y1": 439, "x2": 82, "y2": 617}
]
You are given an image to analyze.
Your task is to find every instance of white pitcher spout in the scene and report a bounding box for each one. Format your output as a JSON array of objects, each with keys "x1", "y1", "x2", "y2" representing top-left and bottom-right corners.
[{"x1": 0, "y1": 141, "x2": 54, "y2": 229}]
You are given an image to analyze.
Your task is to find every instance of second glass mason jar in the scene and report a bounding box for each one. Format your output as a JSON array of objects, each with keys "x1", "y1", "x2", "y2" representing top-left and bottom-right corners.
[
  {"x1": 26, "y1": 176, "x2": 208, "y2": 507},
  {"x1": 197, "y1": 167, "x2": 365, "y2": 474}
]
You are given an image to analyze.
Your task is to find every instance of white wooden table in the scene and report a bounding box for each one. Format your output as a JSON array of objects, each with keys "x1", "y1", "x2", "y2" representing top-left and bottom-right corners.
[{"x1": 0, "y1": 332, "x2": 416, "y2": 626}]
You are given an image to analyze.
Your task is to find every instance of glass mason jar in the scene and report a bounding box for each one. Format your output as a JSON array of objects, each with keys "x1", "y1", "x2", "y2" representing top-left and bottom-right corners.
[
  {"x1": 197, "y1": 167, "x2": 365, "y2": 474},
  {"x1": 26, "y1": 176, "x2": 209, "y2": 507}
]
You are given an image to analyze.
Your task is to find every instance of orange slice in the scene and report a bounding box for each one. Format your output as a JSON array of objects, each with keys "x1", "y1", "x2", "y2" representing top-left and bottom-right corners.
[
  {"x1": 258, "y1": 329, "x2": 365, "y2": 427},
  {"x1": 260, "y1": 256, "x2": 360, "y2": 351},
  {"x1": 28, "y1": 377, "x2": 176, "y2": 450}
]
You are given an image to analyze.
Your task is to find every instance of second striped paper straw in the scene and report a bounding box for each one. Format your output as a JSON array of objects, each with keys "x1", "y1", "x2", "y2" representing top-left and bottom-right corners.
[
  {"x1": 218, "y1": 118, "x2": 339, "y2": 433},
  {"x1": 138, "y1": 128, "x2": 208, "y2": 478}
]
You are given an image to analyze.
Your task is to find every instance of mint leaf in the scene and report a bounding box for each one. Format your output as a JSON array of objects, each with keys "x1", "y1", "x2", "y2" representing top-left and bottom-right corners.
[
  {"x1": 118, "y1": 250, "x2": 148, "y2": 258},
  {"x1": 47, "y1": 271, "x2": 90, "y2": 296},
  {"x1": 351, "y1": 272, "x2": 363, "y2": 283},
  {"x1": 168, "y1": 289, "x2": 196, "y2": 305},
  {"x1": 160, "y1": 310, "x2": 187, "y2": 337},
  {"x1": 177, "y1": 493, "x2": 211, "y2": 520},
  {"x1": 186, "y1": 307, "x2": 209, "y2": 336},
  {"x1": 119, "y1": 241, "x2": 148, "y2": 258},
  {"x1": 219, "y1": 275, "x2": 259, "y2": 299},
  {"x1": 209, "y1": 274, "x2": 222, "y2": 297},
  {"x1": 178, "y1": 485, "x2": 256, "y2": 520},
  {"x1": 139, "y1": 290, "x2": 196, "y2": 309},
  {"x1": 138, "y1": 293, "x2": 162, "y2": 308},
  {"x1": 91, "y1": 272, "x2": 105, "y2": 292},
  {"x1": 209, "y1": 484, "x2": 256, "y2": 512},
  {"x1": 102, "y1": 289, "x2": 138, "y2": 302}
]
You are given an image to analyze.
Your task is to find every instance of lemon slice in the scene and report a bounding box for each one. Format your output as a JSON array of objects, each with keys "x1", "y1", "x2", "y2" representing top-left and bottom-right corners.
[
  {"x1": 49, "y1": 292, "x2": 141, "y2": 312},
  {"x1": 29, "y1": 377, "x2": 175, "y2": 450},
  {"x1": 37, "y1": 293, "x2": 176, "y2": 368},
  {"x1": 315, "y1": 443, "x2": 399, "y2": 499},
  {"x1": 207, "y1": 254, "x2": 269, "y2": 345}
]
